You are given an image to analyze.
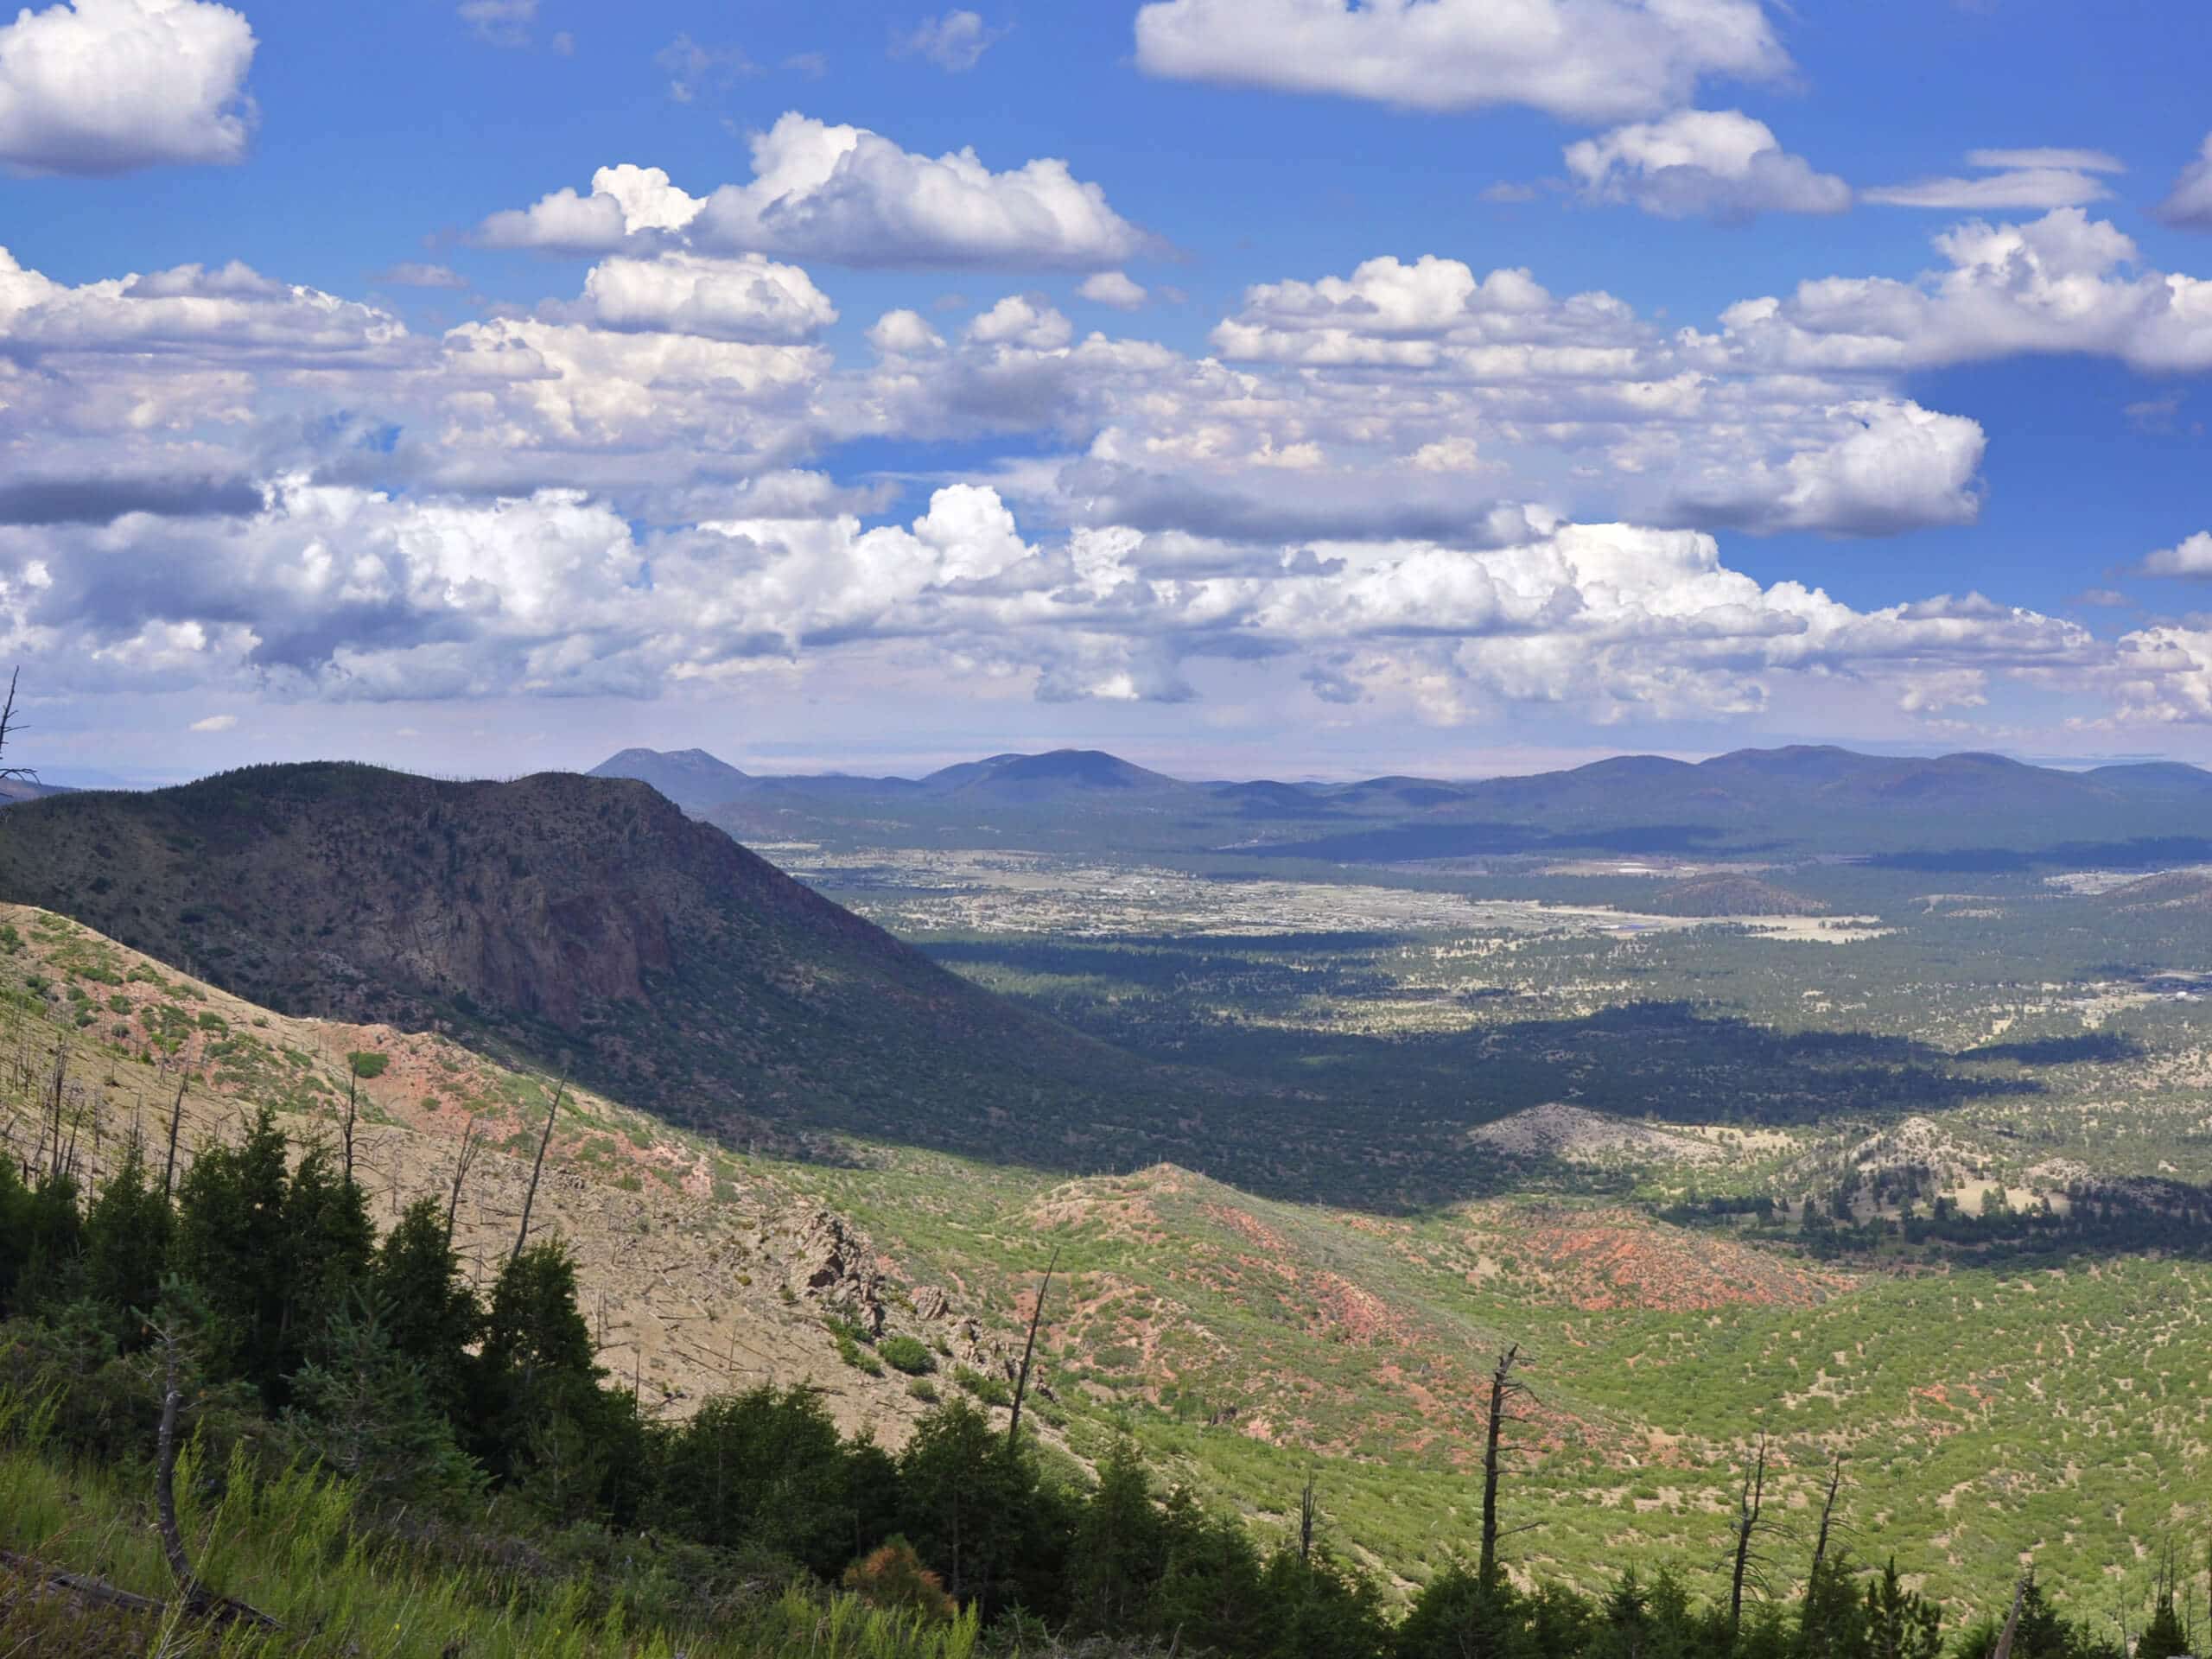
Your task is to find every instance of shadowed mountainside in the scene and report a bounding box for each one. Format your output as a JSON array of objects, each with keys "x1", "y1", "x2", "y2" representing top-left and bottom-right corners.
[{"x1": 0, "y1": 763, "x2": 1179, "y2": 1160}]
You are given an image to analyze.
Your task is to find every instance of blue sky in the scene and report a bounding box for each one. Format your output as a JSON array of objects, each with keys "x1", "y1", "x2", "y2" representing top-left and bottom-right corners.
[{"x1": 7, "y1": 0, "x2": 2212, "y2": 784}]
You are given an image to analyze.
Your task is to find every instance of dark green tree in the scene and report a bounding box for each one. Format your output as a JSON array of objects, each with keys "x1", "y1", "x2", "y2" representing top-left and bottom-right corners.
[
  {"x1": 11, "y1": 1170, "x2": 85, "y2": 1315},
  {"x1": 471, "y1": 1238, "x2": 644, "y2": 1524},
  {"x1": 1065, "y1": 1433, "x2": 1165, "y2": 1634},
  {"x1": 896, "y1": 1395, "x2": 1046, "y2": 1616},
  {"x1": 1149, "y1": 1485, "x2": 1269, "y2": 1655},
  {"x1": 371, "y1": 1196, "x2": 480, "y2": 1415},
  {"x1": 173, "y1": 1107, "x2": 293, "y2": 1395},
  {"x1": 2136, "y1": 1583, "x2": 2190, "y2": 1659},
  {"x1": 1797, "y1": 1551, "x2": 1871, "y2": 1659},
  {"x1": 1862, "y1": 1557, "x2": 1942, "y2": 1659},
  {"x1": 1398, "y1": 1561, "x2": 1518, "y2": 1659},
  {"x1": 1254, "y1": 1547, "x2": 1390, "y2": 1659},
  {"x1": 654, "y1": 1383, "x2": 855, "y2": 1573},
  {"x1": 285, "y1": 1297, "x2": 480, "y2": 1509},
  {"x1": 82, "y1": 1138, "x2": 173, "y2": 1345}
]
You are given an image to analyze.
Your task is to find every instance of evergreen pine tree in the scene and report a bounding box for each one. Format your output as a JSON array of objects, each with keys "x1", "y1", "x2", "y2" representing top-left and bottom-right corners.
[
  {"x1": 471, "y1": 1237, "x2": 644, "y2": 1522},
  {"x1": 285, "y1": 1296, "x2": 481, "y2": 1509},
  {"x1": 273, "y1": 1143, "x2": 375, "y2": 1389},
  {"x1": 1067, "y1": 1433, "x2": 1165, "y2": 1634},
  {"x1": 10, "y1": 1169, "x2": 85, "y2": 1314},
  {"x1": 1864, "y1": 1557, "x2": 1942, "y2": 1659},
  {"x1": 2137, "y1": 1585, "x2": 2190, "y2": 1659},
  {"x1": 1149, "y1": 1486, "x2": 1269, "y2": 1655},
  {"x1": 371, "y1": 1196, "x2": 480, "y2": 1416},
  {"x1": 1797, "y1": 1550, "x2": 1872, "y2": 1659},
  {"x1": 173, "y1": 1106, "x2": 293, "y2": 1396},
  {"x1": 83, "y1": 1137, "x2": 173, "y2": 1346},
  {"x1": 896, "y1": 1395, "x2": 1040, "y2": 1617},
  {"x1": 0, "y1": 1153, "x2": 29, "y2": 1316},
  {"x1": 653, "y1": 1383, "x2": 855, "y2": 1573}
]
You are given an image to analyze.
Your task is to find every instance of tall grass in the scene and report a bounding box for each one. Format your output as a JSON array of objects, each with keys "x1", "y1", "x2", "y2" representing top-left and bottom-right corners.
[{"x1": 0, "y1": 1389, "x2": 996, "y2": 1658}]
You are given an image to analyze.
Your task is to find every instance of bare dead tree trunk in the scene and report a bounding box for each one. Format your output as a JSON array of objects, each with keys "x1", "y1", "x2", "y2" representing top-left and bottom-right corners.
[
  {"x1": 1991, "y1": 1573, "x2": 2030, "y2": 1659},
  {"x1": 340, "y1": 1068, "x2": 359, "y2": 1188},
  {"x1": 1005, "y1": 1244, "x2": 1060, "y2": 1450},
  {"x1": 38, "y1": 1045, "x2": 65, "y2": 1181},
  {"x1": 0, "y1": 665, "x2": 35, "y2": 783},
  {"x1": 1808, "y1": 1452, "x2": 1844, "y2": 1582},
  {"x1": 154, "y1": 1330, "x2": 200, "y2": 1601},
  {"x1": 1479, "y1": 1343, "x2": 1522, "y2": 1587},
  {"x1": 161, "y1": 1072, "x2": 188, "y2": 1201},
  {"x1": 1299, "y1": 1471, "x2": 1318, "y2": 1564},
  {"x1": 1730, "y1": 1435, "x2": 1769, "y2": 1635},
  {"x1": 0, "y1": 1547, "x2": 169, "y2": 1616},
  {"x1": 510, "y1": 1073, "x2": 567, "y2": 1267},
  {"x1": 444, "y1": 1117, "x2": 483, "y2": 1255},
  {"x1": 151, "y1": 1326, "x2": 283, "y2": 1630},
  {"x1": 60, "y1": 1101, "x2": 82, "y2": 1183}
]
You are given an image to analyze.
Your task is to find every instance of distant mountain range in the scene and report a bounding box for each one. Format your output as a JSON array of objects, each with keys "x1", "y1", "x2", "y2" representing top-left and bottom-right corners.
[
  {"x1": 588, "y1": 745, "x2": 1182, "y2": 807},
  {"x1": 0, "y1": 776, "x2": 71, "y2": 804},
  {"x1": 590, "y1": 742, "x2": 2212, "y2": 864}
]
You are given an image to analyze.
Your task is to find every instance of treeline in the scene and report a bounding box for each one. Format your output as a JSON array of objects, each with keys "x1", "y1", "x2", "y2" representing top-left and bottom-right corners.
[{"x1": 0, "y1": 1109, "x2": 2179, "y2": 1658}]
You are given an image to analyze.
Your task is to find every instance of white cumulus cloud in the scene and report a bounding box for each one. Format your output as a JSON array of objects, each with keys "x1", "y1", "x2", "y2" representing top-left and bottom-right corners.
[
  {"x1": 1133, "y1": 0, "x2": 1789, "y2": 123},
  {"x1": 0, "y1": 0, "x2": 256, "y2": 175},
  {"x1": 578, "y1": 251, "x2": 837, "y2": 343},
  {"x1": 968, "y1": 295, "x2": 1071, "y2": 350},
  {"x1": 1077, "y1": 270, "x2": 1148, "y2": 309},
  {"x1": 2139, "y1": 531, "x2": 2212, "y2": 579},
  {"x1": 1565, "y1": 111, "x2": 1850, "y2": 221},
  {"x1": 479, "y1": 114, "x2": 1153, "y2": 270},
  {"x1": 867, "y1": 308, "x2": 944, "y2": 354},
  {"x1": 1713, "y1": 209, "x2": 2212, "y2": 373}
]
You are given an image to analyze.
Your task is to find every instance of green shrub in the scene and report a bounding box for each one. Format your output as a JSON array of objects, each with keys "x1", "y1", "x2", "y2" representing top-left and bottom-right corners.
[
  {"x1": 950, "y1": 1366, "x2": 1010, "y2": 1408},
  {"x1": 878, "y1": 1335, "x2": 936, "y2": 1376},
  {"x1": 346, "y1": 1050, "x2": 390, "y2": 1079},
  {"x1": 835, "y1": 1332, "x2": 883, "y2": 1376}
]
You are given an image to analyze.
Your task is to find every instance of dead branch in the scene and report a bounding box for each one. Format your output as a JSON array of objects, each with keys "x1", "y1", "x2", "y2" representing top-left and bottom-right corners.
[
  {"x1": 1991, "y1": 1573, "x2": 2031, "y2": 1659},
  {"x1": 0, "y1": 1547, "x2": 168, "y2": 1617},
  {"x1": 0, "y1": 667, "x2": 34, "y2": 783},
  {"x1": 509, "y1": 1072, "x2": 568, "y2": 1268},
  {"x1": 157, "y1": 1069, "x2": 188, "y2": 1204},
  {"x1": 1005, "y1": 1243, "x2": 1060, "y2": 1450},
  {"x1": 1299, "y1": 1471, "x2": 1318, "y2": 1564},
  {"x1": 1808, "y1": 1452, "x2": 1845, "y2": 1582},
  {"x1": 154, "y1": 1330, "x2": 199, "y2": 1598},
  {"x1": 152, "y1": 1326, "x2": 283, "y2": 1630},
  {"x1": 1729, "y1": 1434, "x2": 1769, "y2": 1634},
  {"x1": 340, "y1": 1067, "x2": 359, "y2": 1189},
  {"x1": 1479, "y1": 1343, "x2": 1524, "y2": 1586},
  {"x1": 443, "y1": 1117, "x2": 484, "y2": 1255}
]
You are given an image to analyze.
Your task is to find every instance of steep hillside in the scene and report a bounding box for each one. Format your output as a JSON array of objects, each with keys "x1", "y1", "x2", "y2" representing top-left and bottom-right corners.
[
  {"x1": 0, "y1": 764, "x2": 1173, "y2": 1163},
  {"x1": 0, "y1": 904, "x2": 1048, "y2": 1443}
]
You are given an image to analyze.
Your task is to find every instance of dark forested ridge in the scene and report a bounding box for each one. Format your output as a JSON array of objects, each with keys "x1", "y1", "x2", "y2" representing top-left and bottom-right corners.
[{"x1": 0, "y1": 763, "x2": 1182, "y2": 1160}]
